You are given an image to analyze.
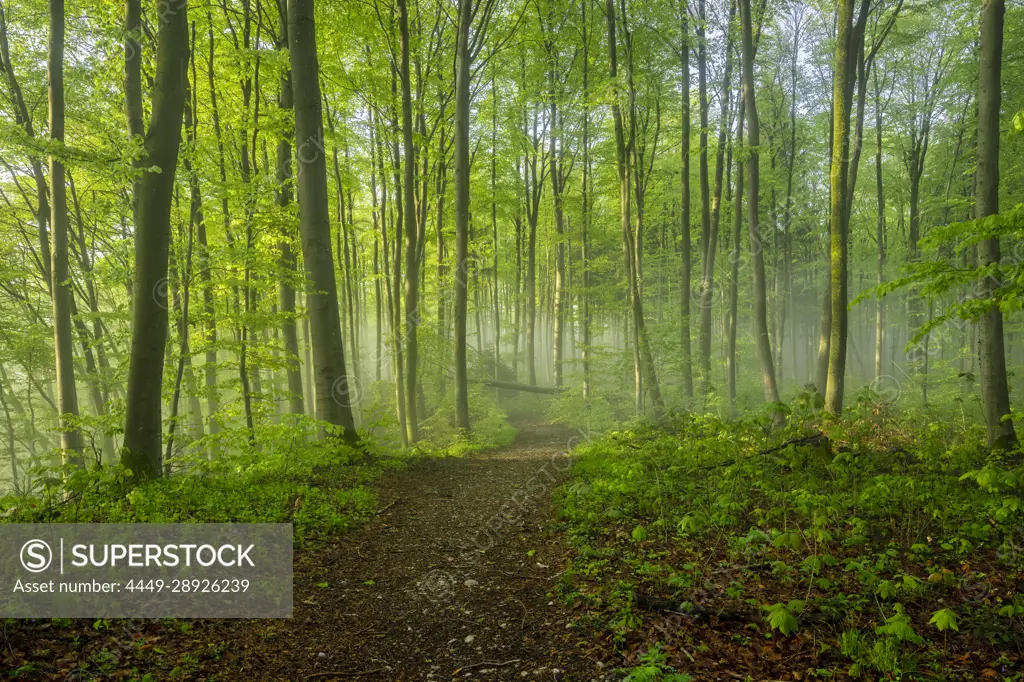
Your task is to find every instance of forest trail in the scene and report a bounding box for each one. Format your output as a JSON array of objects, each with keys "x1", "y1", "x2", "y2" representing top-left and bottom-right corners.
[{"x1": 196, "y1": 422, "x2": 602, "y2": 681}]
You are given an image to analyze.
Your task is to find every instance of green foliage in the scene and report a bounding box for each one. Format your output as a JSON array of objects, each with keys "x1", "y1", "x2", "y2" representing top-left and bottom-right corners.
[
  {"x1": 0, "y1": 416, "x2": 385, "y2": 540},
  {"x1": 765, "y1": 600, "x2": 803, "y2": 636},
  {"x1": 556, "y1": 411, "x2": 1024, "y2": 674},
  {"x1": 929, "y1": 607, "x2": 959, "y2": 632},
  {"x1": 619, "y1": 643, "x2": 694, "y2": 682}
]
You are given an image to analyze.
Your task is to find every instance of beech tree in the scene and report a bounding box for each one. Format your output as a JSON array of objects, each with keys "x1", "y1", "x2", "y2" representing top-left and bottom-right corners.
[
  {"x1": 121, "y1": 0, "x2": 189, "y2": 478},
  {"x1": 288, "y1": 0, "x2": 357, "y2": 444}
]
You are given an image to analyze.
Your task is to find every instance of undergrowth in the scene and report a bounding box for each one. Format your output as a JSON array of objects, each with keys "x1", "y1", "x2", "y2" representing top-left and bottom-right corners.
[
  {"x1": 556, "y1": 394, "x2": 1024, "y2": 680},
  {"x1": 1, "y1": 401, "x2": 516, "y2": 542}
]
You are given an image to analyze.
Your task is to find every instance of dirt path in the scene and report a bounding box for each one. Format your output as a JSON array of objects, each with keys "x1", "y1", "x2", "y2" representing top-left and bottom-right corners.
[{"x1": 197, "y1": 423, "x2": 603, "y2": 681}]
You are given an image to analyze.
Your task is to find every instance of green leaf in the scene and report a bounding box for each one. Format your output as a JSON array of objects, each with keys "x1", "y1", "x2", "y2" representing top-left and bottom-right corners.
[
  {"x1": 875, "y1": 605, "x2": 923, "y2": 645},
  {"x1": 631, "y1": 525, "x2": 648, "y2": 542},
  {"x1": 929, "y1": 608, "x2": 959, "y2": 632},
  {"x1": 766, "y1": 603, "x2": 799, "y2": 636}
]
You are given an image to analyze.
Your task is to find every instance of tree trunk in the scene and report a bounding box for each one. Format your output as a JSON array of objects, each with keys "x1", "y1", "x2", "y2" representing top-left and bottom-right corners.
[
  {"x1": 453, "y1": 0, "x2": 472, "y2": 431},
  {"x1": 727, "y1": 95, "x2": 745, "y2": 415},
  {"x1": 976, "y1": 0, "x2": 1017, "y2": 451},
  {"x1": 122, "y1": 0, "x2": 189, "y2": 479},
  {"x1": 178, "y1": 49, "x2": 205, "y2": 443},
  {"x1": 388, "y1": 73, "x2": 408, "y2": 445},
  {"x1": 550, "y1": 73, "x2": 565, "y2": 388},
  {"x1": 678, "y1": 0, "x2": 693, "y2": 400},
  {"x1": 165, "y1": 199, "x2": 197, "y2": 464},
  {"x1": 288, "y1": 0, "x2": 358, "y2": 444},
  {"x1": 824, "y1": 0, "x2": 855, "y2": 415},
  {"x1": 581, "y1": 0, "x2": 592, "y2": 399},
  {"x1": 274, "y1": 0, "x2": 303, "y2": 416},
  {"x1": 739, "y1": 0, "x2": 782, "y2": 418},
  {"x1": 491, "y1": 71, "x2": 502, "y2": 389},
  {"x1": 698, "y1": 1, "x2": 736, "y2": 398},
  {"x1": 399, "y1": 0, "x2": 419, "y2": 443},
  {"x1": 781, "y1": 8, "x2": 801, "y2": 385},
  {"x1": 873, "y1": 68, "x2": 885, "y2": 379},
  {"x1": 48, "y1": 0, "x2": 84, "y2": 465},
  {"x1": 0, "y1": 367, "x2": 18, "y2": 492}
]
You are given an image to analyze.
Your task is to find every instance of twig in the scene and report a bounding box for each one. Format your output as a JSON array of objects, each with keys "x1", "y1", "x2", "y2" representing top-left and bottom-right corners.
[
  {"x1": 451, "y1": 659, "x2": 521, "y2": 676},
  {"x1": 498, "y1": 570, "x2": 547, "y2": 580},
  {"x1": 306, "y1": 668, "x2": 386, "y2": 679},
  {"x1": 374, "y1": 498, "x2": 401, "y2": 516},
  {"x1": 757, "y1": 432, "x2": 828, "y2": 456},
  {"x1": 514, "y1": 598, "x2": 528, "y2": 629}
]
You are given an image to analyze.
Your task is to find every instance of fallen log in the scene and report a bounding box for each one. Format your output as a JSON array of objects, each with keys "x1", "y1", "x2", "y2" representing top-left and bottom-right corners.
[{"x1": 482, "y1": 380, "x2": 566, "y2": 395}]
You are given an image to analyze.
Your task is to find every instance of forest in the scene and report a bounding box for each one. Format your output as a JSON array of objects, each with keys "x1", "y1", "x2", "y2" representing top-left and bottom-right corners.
[{"x1": 0, "y1": 0, "x2": 1023, "y2": 677}]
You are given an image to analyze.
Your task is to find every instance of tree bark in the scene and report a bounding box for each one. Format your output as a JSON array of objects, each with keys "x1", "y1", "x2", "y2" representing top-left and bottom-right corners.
[
  {"x1": 824, "y1": 0, "x2": 855, "y2": 415},
  {"x1": 873, "y1": 68, "x2": 886, "y2": 379},
  {"x1": 276, "y1": 0, "x2": 303, "y2": 416},
  {"x1": 122, "y1": 0, "x2": 189, "y2": 479},
  {"x1": 727, "y1": 95, "x2": 745, "y2": 415},
  {"x1": 399, "y1": 0, "x2": 420, "y2": 442},
  {"x1": 698, "y1": 0, "x2": 736, "y2": 396},
  {"x1": 549, "y1": 60, "x2": 565, "y2": 388},
  {"x1": 48, "y1": 0, "x2": 85, "y2": 465},
  {"x1": 976, "y1": 0, "x2": 1016, "y2": 451},
  {"x1": 581, "y1": 0, "x2": 592, "y2": 399},
  {"x1": 453, "y1": 0, "x2": 472, "y2": 431},
  {"x1": 288, "y1": 0, "x2": 358, "y2": 444},
  {"x1": 678, "y1": 0, "x2": 693, "y2": 400},
  {"x1": 739, "y1": 0, "x2": 782, "y2": 419}
]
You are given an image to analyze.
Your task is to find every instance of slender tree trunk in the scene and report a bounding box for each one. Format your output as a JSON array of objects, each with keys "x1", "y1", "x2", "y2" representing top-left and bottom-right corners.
[
  {"x1": 678, "y1": 0, "x2": 693, "y2": 400},
  {"x1": 48, "y1": 0, "x2": 84, "y2": 465},
  {"x1": 781, "y1": 9, "x2": 801, "y2": 385},
  {"x1": 197, "y1": 16, "x2": 221, "y2": 433},
  {"x1": 739, "y1": 0, "x2": 782, "y2": 418},
  {"x1": 275, "y1": 0, "x2": 303, "y2": 416},
  {"x1": 526, "y1": 125, "x2": 539, "y2": 387},
  {"x1": 492, "y1": 73, "x2": 501, "y2": 387},
  {"x1": 976, "y1": 0, "x2": 1017, "y2": 451},
  {"x1": 697, "y1": 0, "x2": 710, "y2": 278},
  {"x1": 387, "y1": 75, "x2": 408, "y2": 445},
  {"x1": 0, "y1": 367, "x2": 18, "y2": 493},
  {"x1": 435, "y1": 129, "x2": 449, "y2": 394},
  {"x1": 581, "y1": 0, "x2": 592, "y2": 399},
  {"x1": 550, "y1": 75, "x2": 565, "y2": 388},
  {"x1": 607, "y1": 0, "x2": 640, "y2": 412},
  {"x1": 727, "y1": 96, "x2": 745, "y2": 415},
  {"x1": 125, "y1": 0, "x2": 144, "y2": 223},
  {"x1": 873, "y1": 69, "x2": 885, "y2": 379},
  {"x1": 453, "y1": 0, "x2": 472, "y2": 431},
  {"x1": 698, "y1": 0, "x2": 736, "y2": 398},
  {"x1": 288, "y1": 0, "x2": 358, "y2": 444},
  {"x1": 622, "y1": 9, "x2": 663, "y2": 413},
  {"x1": 399, "y1": 0, "x2": 419, "y2": 442},
  {"x1": 122, "y1": 0, "x2": 189, "y2": 479},
  {"x1": 824, "y1": 0, "x2": 855, "y2": 414},
  {"x1": 178, "y1": 47, "x2": 205, "y2": 443},
  {"x1": 165, "y1": 199, "x2": 197, "y2": 464}
]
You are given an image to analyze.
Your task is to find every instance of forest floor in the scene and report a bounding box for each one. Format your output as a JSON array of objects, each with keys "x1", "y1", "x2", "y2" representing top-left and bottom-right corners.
[
  {"x1": 1, "y1": 421, "x2": 608, "y2": 681},
  {"x1": 188, "y1": 420, "x2": 604, "y2": 681}
]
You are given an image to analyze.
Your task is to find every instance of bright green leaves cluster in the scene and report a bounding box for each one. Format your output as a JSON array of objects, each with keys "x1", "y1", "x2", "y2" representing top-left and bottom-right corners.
[{"x1": 765, "y1": 599, "x2": 804, "y2": 636}]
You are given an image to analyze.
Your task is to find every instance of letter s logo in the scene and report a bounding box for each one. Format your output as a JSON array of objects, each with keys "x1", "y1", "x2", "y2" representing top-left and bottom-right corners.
[{"x1": 20, "y1": 539, "x2": 52, "y2": 573}]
